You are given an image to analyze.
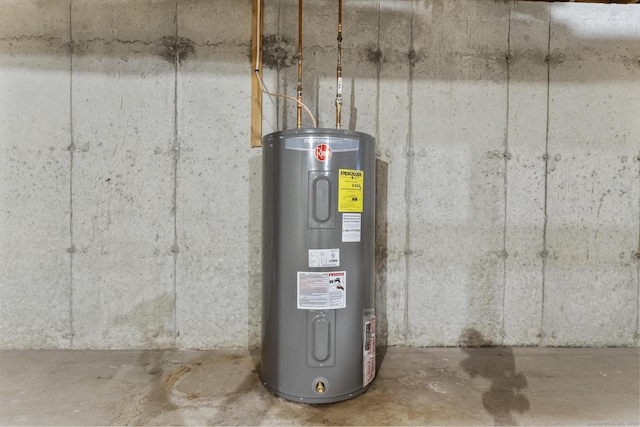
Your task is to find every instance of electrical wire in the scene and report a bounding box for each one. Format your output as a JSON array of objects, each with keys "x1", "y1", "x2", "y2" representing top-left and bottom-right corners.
[
  {"x1": 335, "y1": 0, "x2": 343, "y2": 129},
  {"x1": 296, "y1": 0, "x2": 304, "y2": 129},
  {"x1": 255, "y1": 0, "x2": 261, "y2": 69},
  {"x1": 255, "y1": 70, "x2": 317, "y2": 128}
]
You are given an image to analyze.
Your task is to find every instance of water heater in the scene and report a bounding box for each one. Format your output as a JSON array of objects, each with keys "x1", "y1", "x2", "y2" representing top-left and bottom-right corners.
[{"x1": 261, "y1": 128, "x2": 376, "y2": 403}]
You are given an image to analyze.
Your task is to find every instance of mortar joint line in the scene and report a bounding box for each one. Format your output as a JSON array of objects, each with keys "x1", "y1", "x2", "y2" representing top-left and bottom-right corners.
[
  {"x1": 68, "y1": 0, "x2": 75, "y2": 349},
  {"x1": 501, "y1": 5, "x2": 512, "y2": 345},
  {"x1": 374, "y1": 4, "x2": 381, "y2": 145},
  {"x1": 402, "y1": 5, "x2": 416, "y2": 345},
  {"x1": 172, "y1": 0, "x2": 179, "y2": 348},
  {"x1": 636, "y1": 164, "x2": 640, "y2": 343},
  {"x1": 540, "y1": 6, "x2": 552, "y2": 346}
]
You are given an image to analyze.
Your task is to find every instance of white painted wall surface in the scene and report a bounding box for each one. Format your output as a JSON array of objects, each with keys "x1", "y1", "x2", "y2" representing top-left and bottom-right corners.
[{"x1": 1, "y1": 0, "x2": 638, "y2": 349}]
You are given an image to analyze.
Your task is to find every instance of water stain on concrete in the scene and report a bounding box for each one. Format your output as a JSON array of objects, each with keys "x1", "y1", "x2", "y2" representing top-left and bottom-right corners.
[
  {"x1": 3, "y1": 349, "x2": 636, "y2": 425},
  {"x1": 545, "y1": 52, "x2": 565, "y2": 66},
  {"x1": 131, "y1": 352, "x2": 268, "y2": 425},
  {"x1": 112, "y1": 293, "x2": 174, "y2": 347}
]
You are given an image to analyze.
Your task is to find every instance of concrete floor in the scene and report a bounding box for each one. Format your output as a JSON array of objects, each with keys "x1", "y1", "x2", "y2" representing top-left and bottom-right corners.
[{"x1": 0, "y1": 347, "x2": 638, "y2": 426}]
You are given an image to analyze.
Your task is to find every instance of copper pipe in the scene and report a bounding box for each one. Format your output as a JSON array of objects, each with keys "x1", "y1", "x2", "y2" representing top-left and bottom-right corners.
[
  {"x1": 335, "y1": 0, "x2": 343, "y2": 129},
  {"x1": 296, "y1": 0, "x2": 303, "y2": 129}
]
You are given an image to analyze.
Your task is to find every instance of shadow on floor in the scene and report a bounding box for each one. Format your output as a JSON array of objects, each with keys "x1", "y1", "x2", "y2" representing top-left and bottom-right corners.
[{"x1": 459, "y1": 328, "x2": 530, "y2": 426}]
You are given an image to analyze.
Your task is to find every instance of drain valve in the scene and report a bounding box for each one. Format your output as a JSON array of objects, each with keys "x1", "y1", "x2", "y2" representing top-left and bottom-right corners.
[{"x1": 316, "y1": 381, "x2": 325, "y2": 394}]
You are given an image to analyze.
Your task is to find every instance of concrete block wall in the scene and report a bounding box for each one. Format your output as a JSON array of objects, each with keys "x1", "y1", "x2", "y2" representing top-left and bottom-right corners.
[{"x1": 0, "y1": 0, "x2": 638, "y2": 349}]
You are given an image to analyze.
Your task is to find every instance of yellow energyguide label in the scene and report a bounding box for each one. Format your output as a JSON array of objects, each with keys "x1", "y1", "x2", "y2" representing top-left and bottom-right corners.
[{"x1": 338, "y1": 169, "x2": 364, "y2": 212}]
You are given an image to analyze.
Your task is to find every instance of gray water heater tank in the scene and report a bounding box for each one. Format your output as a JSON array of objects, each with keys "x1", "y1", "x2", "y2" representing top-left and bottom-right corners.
[{"x1": 261, "y1": 128, "x2": 376, "y2": 403}]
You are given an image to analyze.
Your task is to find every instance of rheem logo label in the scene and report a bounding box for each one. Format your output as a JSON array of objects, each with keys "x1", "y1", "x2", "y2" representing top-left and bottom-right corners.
[{"x1": 314, "y1": 144, "x2": 332, "y2": 162}]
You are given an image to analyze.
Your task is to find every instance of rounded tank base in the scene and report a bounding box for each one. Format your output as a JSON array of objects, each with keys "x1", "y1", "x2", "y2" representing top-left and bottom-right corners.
[{"x1": 261, "y1": 378, "x2": 374, "y2": 404}]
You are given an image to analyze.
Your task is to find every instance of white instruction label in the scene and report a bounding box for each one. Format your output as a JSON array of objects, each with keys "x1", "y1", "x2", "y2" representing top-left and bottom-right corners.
[
  {"x1": 342, "y1": 213, "x2": 362, "y2": 242},
  {"x1": 308, "y1": 249, "x2": 340, "y2": 268},
  {"x1": 297, "y1": 271, "x2": 346, "y2": 310}
]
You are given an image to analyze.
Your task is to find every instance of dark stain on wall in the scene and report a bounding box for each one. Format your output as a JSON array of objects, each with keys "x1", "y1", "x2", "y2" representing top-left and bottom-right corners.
[
  {"x1": 366, "y1": 46, "x2": 382, "y2": 65},
  {"x1": 261, "y1": 34, "x2": 296, "y2": 69},
  {"x1": 408, "y1": 49, "x2": 418, "y2": 67},
  {"x1": 158, "y1": 36, "x2": 195, "y2": 63}
]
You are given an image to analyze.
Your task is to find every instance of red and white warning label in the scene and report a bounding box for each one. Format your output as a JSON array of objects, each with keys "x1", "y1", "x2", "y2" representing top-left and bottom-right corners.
[{"x1": 297, "y1": 271, "x2": 346, "y2": 310}]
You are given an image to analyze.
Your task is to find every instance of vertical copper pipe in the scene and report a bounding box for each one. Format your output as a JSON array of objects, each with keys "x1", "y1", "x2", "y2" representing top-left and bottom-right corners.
[
  {"x1": 296, "y1": 0, "x2": 303, "y2": 129},
  {"x1": 335, "y1": 0, "x2": 343, "y2": 129}
]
